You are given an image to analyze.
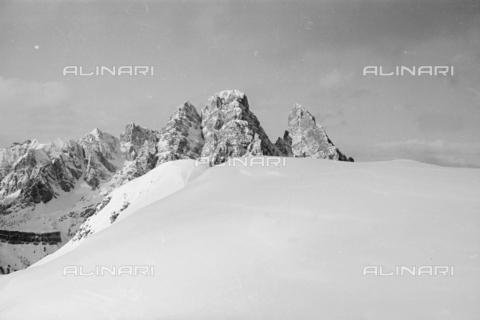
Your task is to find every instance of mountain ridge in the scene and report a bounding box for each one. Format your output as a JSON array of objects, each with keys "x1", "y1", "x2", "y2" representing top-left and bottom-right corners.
[{"x1": 0, "y1": 89, "x2": 353, "y2": 273}]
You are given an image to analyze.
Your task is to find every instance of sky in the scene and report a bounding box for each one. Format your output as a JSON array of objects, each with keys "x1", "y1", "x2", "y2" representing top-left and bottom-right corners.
[{"x1": 0, "y1": 0, "x2": 479, "y2": 167}]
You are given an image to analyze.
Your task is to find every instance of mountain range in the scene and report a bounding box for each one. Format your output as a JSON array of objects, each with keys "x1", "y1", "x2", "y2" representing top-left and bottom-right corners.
[{"x1": 0, "y1": 89, "x2": 352, "y2": 273}]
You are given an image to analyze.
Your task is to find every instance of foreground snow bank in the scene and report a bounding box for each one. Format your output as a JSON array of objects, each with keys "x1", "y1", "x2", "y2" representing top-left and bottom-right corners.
[
  {"x1": 0, "y1": 158, "x2": 479, "y2": 320},
  {"x1": 32, "y1": 159, "x2": 209, "y2": 267}
]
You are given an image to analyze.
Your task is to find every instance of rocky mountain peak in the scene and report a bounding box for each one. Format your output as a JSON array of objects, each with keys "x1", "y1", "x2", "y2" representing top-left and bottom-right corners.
[
  {"x1": 289, "y1": 103, "x2": 314, "y2": 123},
  {"x1": 171, "y1": 101, "x2": 200, "y2": 120},
  {"x1": 120, "y1": 123, "x2": 158, "y2": 162},
  {"x1": 200, "y1": 89, "x2": 277, "y2": 165},
  {"x1": 90, "y1": 128, "x2": 103, "y2": 138},
  {"x1": 203, "y1": 89, "x2": 250, "y2": 114},
  {"x1": 79, "y1": 129, "x2": 118, "y2": 157},
  {"x1": 217, "y1": 89, "x2": 247, "y2": 108},
  {"x1": 121, "y1": 122, "x2": 156, "y2": 140},
  {"x1": 155, "y1": 102, "x2": 204, "y2": 165},
  {"x1": 276, "y1": 103, "x2": 353, "y2": 161},
  {"x1": 78, "y1": 129, "x2": 121, "y2": 188}
]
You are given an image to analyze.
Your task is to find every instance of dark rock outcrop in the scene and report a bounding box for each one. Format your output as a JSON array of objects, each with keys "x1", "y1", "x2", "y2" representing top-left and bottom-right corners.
[
  {"x1": 0, "y1": 230, "x2": 61, "y2": 245},
  {"x1": 274, "y1": 131, "x2": 293, "y2": 157}
]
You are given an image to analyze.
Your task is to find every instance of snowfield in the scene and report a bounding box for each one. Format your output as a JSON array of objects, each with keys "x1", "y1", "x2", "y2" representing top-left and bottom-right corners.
[{"x1": 0, "y1": 158, "x2": 479, "y2": 319}]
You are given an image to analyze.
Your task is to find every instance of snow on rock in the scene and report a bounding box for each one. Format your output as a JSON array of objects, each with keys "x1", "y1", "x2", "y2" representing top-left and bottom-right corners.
[
  {"x1": 72, "y1": 159, "x2": 208, "y2": 243},
  {"x1": 35, "y1": 159, "x2": 209, "y2": 266},
  {"x1": 0, "y1": 140, "x2": 83, "y2": 207},
  {"x1": 119, "y1": 122, "x2": 159, "y2": 180},
  {"x1": 201, "y1": 90, "x2": 278, "y2": 165},
  {"x1": 0, "y1": 159, "x2": 478, "y2": 319},
  {"x1": 156, "y1": 101, "x2": 204, "y2": 165},
  {"x1": 0, "y1": 140, "x2": 42, "y2": 181},
  {"x1": 120, "y1": 122, "x2": 159, "y2": 162},
  {"x1": 0, "y1": 132, "x2": 121, "y2": 273},
  {"x1": 276, "y1": 103, "x2": 353, "y2": 161},
  {"x1": 0, "y1": 113, "x2": 204, "y2": 273},
  {"x1": 78, "y1": 128, "x2": 123, "y2": 188}
]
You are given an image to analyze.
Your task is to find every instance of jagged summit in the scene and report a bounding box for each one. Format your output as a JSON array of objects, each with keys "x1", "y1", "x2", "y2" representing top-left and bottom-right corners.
[
  {"x1": 217, "y1": 89, "x2": 244, "y2": 98},
  {"x1": 78, "y1": 129, "x2": 121, "y2": 188},
  {"x1": 175, "y1": 100, "x2": 196, "y2": 113},
  {"x1": 119, "y1": 122, "x2": 159, "y2": 178},
  {"x1": 200, "y1": 89, "x2": 276, "y2": 165},
  {"x1": 120, "y1": 122, "x2": 158, "y2": 162},
  {"x1": 90, "y1": 128, "x2": 103, "y2": 138},
  {"x1": 167, "y1": 101, "x2": 201, "y2": 124},
  {"x1": 215, "y1": 89, "x2": 246, "y2": 106},
  {"x1": 275, "y1": 103, "x2": 353, "y2": 161},
  {"x1": 18, "y1": 139, "x2": 35, "y2": 146},
  {"x1": 156, "y1": 101, "x2": 204, "y2": 165},
  {"x1": 204, "y1": 89, "x2": 250, "y2": 112},
  {"x1": 122, "y1": 122, "x2": 138, "y2": 134},
  {"x1": 51, "y1": 137, "x2": 65, "y2": 149},
  {"x1": 122, "y1": 122, "x2": 155, "y2": 132}
]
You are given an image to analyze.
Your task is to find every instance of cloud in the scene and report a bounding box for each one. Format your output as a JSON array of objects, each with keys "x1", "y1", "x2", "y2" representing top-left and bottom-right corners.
[{"x1": 0, "y1": 77, "x2": 70, "y2": 109}]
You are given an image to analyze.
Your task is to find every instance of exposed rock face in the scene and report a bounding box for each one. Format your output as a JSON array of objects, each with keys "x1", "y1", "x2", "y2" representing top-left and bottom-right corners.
[
  {"x1": 156, "y1": 101, "x2": 204, "y2": 165},
  {"x1": 0, "y1": 128, "x2": 151, "y2": 274},
  {"x1": 276, "y1": 104, "x2": 353, "y2": 161},
  {"x1": 120, "y1": 123, "x2": 159, "y2": 179},
  {"x1": 78, "y1": 128, "x2": 122, "y2": 188},
  {"x1": 274, "y1": 131, "x2": 293, "y2": 157},
  {"x1": 0, "y1": 139, "x2": 84, "y2": 210},
  {"x1": 129, "y1": 144, "x2": 158, "y2": 178},
  {"x1": 0, "y1": 140, "x2": 36, "y2": 181},
  {"x1": 118, "y1": 102, "x2": 204, "y2": 179},
  {"x1": 201, "y1": 90, "x2": 277, "y2": 165},
  {"x1": 0, "y1": 133, "x2": 122, "y2": 218},
  {"x1": 0, "y1": 230, "x2": 61, "y2": 245},
  {"x1": 120, "y1": 123, "x2": 159, "y2": 161}
]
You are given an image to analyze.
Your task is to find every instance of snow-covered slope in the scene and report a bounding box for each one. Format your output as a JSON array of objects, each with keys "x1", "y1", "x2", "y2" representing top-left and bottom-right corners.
[
  {"x1": 34, "y1": 159, "x2": 209, "y2": 265},
  {"x1": 0, "y1": 158, "x2": 478, "y2": 319}
]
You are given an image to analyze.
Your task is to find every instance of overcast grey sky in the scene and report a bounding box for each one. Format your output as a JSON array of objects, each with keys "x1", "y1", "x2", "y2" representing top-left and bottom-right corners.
[{"x1": 0, "y1": 0, "x2": 479, "y2": 167}]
